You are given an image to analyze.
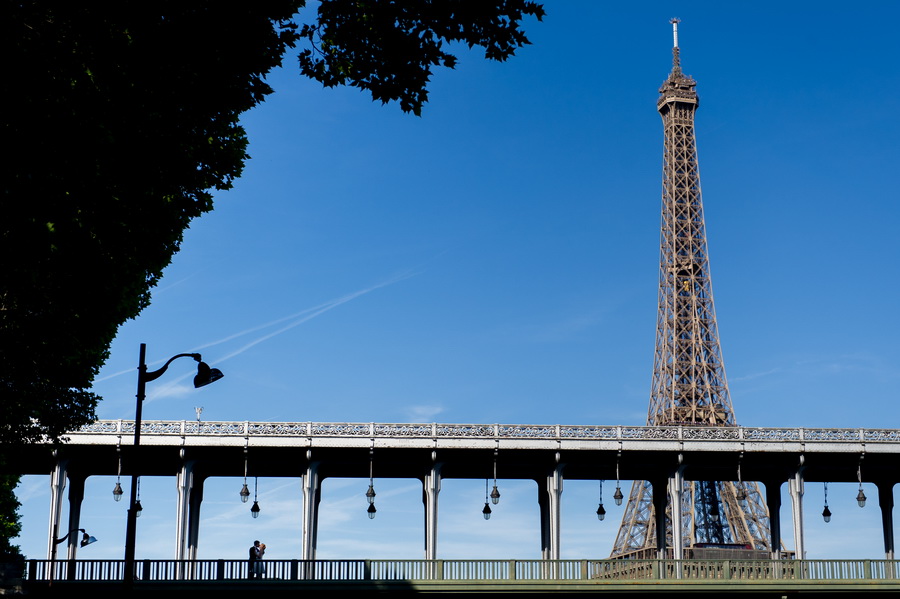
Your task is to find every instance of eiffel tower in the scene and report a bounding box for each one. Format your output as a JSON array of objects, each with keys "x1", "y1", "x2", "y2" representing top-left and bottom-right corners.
[{"x1": 609, "y1": 19, "x2": 775, "y2": 558}]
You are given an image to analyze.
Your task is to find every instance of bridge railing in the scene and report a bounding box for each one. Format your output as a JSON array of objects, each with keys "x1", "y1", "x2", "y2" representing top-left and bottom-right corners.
[
  {"x1": 21, "y1": 558, "x2": 900, "y2": 583},
  {"x1": 70, "y1": 420, "x2": 900, "y2": 444}
]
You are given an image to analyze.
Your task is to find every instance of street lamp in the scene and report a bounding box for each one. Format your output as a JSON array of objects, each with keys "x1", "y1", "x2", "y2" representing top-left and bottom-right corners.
[
  {"x1": 54, "y1": 528, "x2": 97, "y2": 551},
  {"x1": 123, "y1": 343, "x2": 223, "y2": 585},
  {"x1": 856, "y1": 456, "x2": 867, "y2": 507},
  {"x1": 50, "y1": 529, "x2": 96, "y2": 583},
  {"x1": 597, "y1": 479, "x2": 606, "y2": 521}
]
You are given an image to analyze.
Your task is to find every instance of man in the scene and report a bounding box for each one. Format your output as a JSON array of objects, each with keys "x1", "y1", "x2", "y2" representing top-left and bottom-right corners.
[{"x1": 248, "y1": 540, "x2": 261, "y2": 579}]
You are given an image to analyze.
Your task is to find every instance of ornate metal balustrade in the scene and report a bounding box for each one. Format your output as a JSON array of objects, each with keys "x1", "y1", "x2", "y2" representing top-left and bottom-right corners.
[{"x1": 69, "y1": 420, "x2": 900, "y2": 445}]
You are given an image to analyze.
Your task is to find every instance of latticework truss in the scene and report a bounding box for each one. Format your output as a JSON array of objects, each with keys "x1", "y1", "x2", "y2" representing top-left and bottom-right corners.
[{"x1": 610, "y1": 21, "x2": 777, "y2": 558}]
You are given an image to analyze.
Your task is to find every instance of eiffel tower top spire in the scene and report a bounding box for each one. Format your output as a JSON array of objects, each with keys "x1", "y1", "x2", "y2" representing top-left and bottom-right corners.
[
  {"x1": 671, "y1": 17, "x2": 681, "y2": 72},
  {"x1": 659, "y1": 18, "x2": 698, "y2": 108}
]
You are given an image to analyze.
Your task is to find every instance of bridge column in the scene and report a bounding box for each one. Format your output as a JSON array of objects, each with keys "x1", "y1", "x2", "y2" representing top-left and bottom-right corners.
[
  {"x1": 763, "y1": 479, "x2": 783, "y2": 559},
  {"x1": 175, "y1": 459, "x2": 196, "y2": 561},
  {"x1": 423, "y1": 459, "x2": 442, "y2": 560},
  {"x1": 46, "y1": 456, "x2": 68, "y2": 560},
  {"x1": 877, "y1": 481, "x2": 895, "y2": 560},
  {"x1": 669, "y1": 464, "x2": 685, "y2": 561},
  {"x1": 651, "y1": 477, "x2": 668, "y2": 560},
  {"x1": 788, "y1": 462, "x2": 805, "y2": 560},
  {"x1": 538, "y1": 458, "x2": 564, "y2": 560},
  {"x1": 63, "y1": 473, "x2": 86, "y2": 560},
  {"x1": 301, "y1": 459, "x2": 321, "y2": 561},
  {"x1": 186, "y1": 475, "x2": 206, "y2": 561}
]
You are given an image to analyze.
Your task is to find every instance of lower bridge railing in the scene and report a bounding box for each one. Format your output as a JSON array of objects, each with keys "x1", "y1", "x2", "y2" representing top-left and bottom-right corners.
[{"x1": 18, "y1": 558, "x2": 900, "y2": 583}]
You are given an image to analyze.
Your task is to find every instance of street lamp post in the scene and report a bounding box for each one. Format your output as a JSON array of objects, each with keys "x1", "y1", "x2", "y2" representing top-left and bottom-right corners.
[
  {"x1": 50, "y1": 528, "x2": 96, "y2": 584},
  {"x1": 123, "y1": 343, "x2": 223, "y2": 585}
]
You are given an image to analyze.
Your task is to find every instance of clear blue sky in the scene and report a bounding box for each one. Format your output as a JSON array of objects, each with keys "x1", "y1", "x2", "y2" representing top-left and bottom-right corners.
[{"x1": 16, "y1": 2, "x2": 900, "y2": 562}]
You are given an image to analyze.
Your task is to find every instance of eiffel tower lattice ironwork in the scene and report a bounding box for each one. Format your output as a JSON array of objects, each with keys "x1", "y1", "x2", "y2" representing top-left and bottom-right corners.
[{"x1": 609, "y1": 19, "x2": 776, "y2": 558}]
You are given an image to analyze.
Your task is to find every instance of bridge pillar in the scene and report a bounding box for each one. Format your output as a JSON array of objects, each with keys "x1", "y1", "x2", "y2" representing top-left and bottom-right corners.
[
  {"x1": 669, "y1": 463, "x2": 685, "y2": 562},
  {"x1": 651, "y1": 477, "x2": 668, "y2": 560},
  {"x1": 186, "y1": 475, "x2": 206, "y2": 561},
  {"x1": 788, "y1": 462, "x2": 806, "y2": 559},
  {"x1": 763, "y1": 478, "x2": 784, "y2": 559},
  {"x1": 877, "y1": 480, "x2": 895, "y2": 560},
  {"x1": 301, "y1": 459, "x2": 321, "y2": 561},
  {"x1": 46, "y1": 456, "x2": 68, "y2": 560},
  {"x1": 423, "y1": 460, "x2": 442, "y2": 560},
  {"x1": 63, "y1": 474, "x2": 86, "y2": 560},
  {"x1": 175, "y1": 459, "x2": 196, "y2": 562},
  {"x1": 538, "y1": 459, "x2": 564, "y2": 560}
]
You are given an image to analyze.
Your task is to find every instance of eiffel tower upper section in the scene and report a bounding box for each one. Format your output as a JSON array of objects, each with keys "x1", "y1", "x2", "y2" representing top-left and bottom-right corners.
[{"x1": 648, "y1": 18, "x2": 735, "y2": 428}]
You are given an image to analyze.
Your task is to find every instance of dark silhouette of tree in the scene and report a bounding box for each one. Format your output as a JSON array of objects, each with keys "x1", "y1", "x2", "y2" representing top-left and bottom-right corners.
[{"x1": 1, "y1": 1, "x2": 543, "y2": 555}]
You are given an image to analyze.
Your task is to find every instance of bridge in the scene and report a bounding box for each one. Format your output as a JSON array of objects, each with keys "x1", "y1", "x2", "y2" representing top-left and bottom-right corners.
[{"x1": 16, "y1": 419, "x2": 899, "y2": 573}]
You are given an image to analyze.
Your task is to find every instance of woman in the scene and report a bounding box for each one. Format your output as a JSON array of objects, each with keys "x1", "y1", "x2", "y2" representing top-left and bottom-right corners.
[{"x1": 255, "y1": 542, "x2": 267, "y2": 578}]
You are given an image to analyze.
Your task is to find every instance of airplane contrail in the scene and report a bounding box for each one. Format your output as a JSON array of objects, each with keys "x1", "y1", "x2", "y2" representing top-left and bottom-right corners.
[
  {"x1": 210, "y1": 271, "x2": 418, "y2": 364},
  {"x1": 102, "y1": 271, "x2": 417, "y2": 389}
]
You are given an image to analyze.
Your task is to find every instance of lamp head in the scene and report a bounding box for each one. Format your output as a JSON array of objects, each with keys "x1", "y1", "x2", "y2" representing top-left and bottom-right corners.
[
  {"x1": 80, "y1": 531, "x2": 97, "y2": 548},
  {"x1": 251, "y1": 501, "x2": 261, "y2": 518},
  {"x1": 822, "y1": 505, "x2": 832, "y2": 523},
  {"x1": 482, "y1": 502, "x2": 492, "y2": 520},
  {"x1": 239, "y1": 483, "x2": 251, "y2": 504},
  {"x1": 490, "y1": 485, "x2": 501, "y2": 505},
  {"x1": 596, "y1": 503, "x2": 606, "y2": 521},
  {"x1": 194, "y1": 361, "x2": 224, "y2": 388},
  {"x1": 367, "y1": 503, "x2": 377, "y2": 519}
]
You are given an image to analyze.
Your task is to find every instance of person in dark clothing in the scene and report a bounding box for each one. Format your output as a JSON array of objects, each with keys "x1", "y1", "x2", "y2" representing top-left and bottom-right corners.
[{"x1": 248, "y1": 540, "x2": 262, "y2": 579}]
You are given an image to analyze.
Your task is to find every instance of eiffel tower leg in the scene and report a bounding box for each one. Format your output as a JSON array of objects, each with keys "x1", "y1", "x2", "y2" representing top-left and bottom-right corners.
[
  {"x1": 651, "y1": 477, "x2": 668, "y2": 560},
  {"x1": 763, "y1": 479, "x2": 783, "y2": 560}
]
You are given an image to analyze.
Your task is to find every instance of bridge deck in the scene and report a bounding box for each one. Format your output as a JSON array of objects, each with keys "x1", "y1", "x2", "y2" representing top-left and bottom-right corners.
[{"x1": 17, "y1": 421, "x2": 900, "y2": 484}]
